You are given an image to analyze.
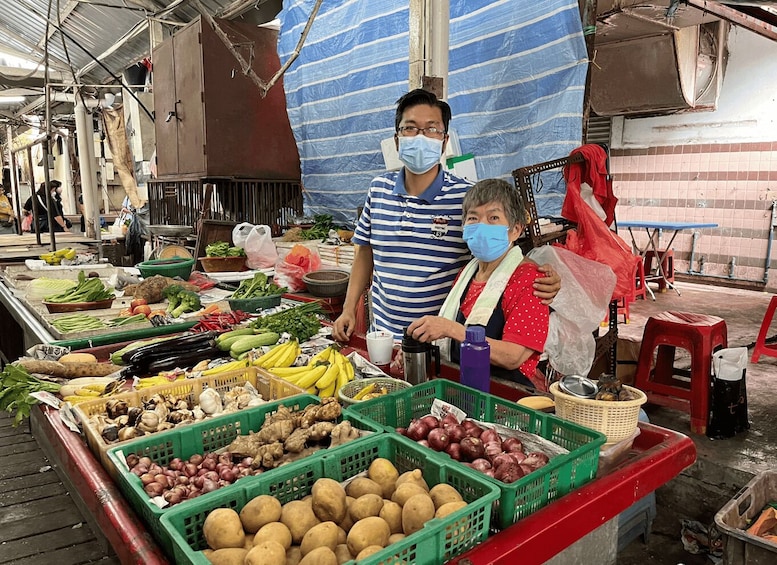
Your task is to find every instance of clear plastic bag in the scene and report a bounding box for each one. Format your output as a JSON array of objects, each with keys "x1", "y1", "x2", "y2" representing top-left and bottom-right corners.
[
  {"x1": 244, "y1": 225, "x2": 278, "y2": 269},
  {"x1": 231, "y1": 222, "x2": 254, "y2": 249},
  {"x1": 527, "y1": 245, "x2": 616, "y2": 377}
]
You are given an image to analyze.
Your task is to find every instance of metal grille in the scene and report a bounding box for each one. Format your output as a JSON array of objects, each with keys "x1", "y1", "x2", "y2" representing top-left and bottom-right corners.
[
  {"x1": 148, "y1": 178, "x2": 303, "y2": 235},
  {"x1": 586, "y1": 116, "x2": 612, "y2": 146}
]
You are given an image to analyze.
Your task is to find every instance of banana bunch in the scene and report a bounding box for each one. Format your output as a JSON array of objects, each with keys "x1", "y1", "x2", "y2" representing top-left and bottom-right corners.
[
  {"x1": 40, "y1": 247, "x2": 77, "y2": 265},
  {"x1": 252, "y1": 340, "x2": 301, "y2": 370},
  {"x1": 61, "y1": 379, "x2": 121, "y2": 404},
  {"x1": 267, "y1": 346, "x2": 355, "y2": 398}
]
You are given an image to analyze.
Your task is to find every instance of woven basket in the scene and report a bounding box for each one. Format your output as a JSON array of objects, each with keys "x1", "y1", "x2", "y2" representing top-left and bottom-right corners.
[
  {"x1": 338, "y1": 377, "x2": 411, "y2": 406},
  {"x1": 549, "y1": 381, "x2": 646, "y2": 444},
  {"x1": 302, "y1": 269, "x2": 349, "y2": 297}
]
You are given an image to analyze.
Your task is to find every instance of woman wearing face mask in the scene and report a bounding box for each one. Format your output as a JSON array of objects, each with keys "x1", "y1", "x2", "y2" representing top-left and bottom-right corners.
[
  {"x1": 406, "y1": 178, "x2": 549, "y2": 388},
  {"x1": 22, "y1": 180, "x2": 69, "y2": 233}
]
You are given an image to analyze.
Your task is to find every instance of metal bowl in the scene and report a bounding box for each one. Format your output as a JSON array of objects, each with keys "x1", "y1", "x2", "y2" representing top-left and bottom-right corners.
[
  {"x1": 149, "y1": 224, "x2": 193, "y2": 237},
  {"x1": 558, "y1": 375, "x2": 598, "y2": 399}
]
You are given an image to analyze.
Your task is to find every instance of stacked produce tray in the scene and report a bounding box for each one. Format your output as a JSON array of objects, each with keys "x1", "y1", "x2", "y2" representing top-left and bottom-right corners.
[
  {"x1": 75, "y1": 367, "x2": 304, "y2": 477},
  {"x1": 346, "y1": 379, "x2": 606, "y2": 529},
  {"x1": 160, "y1": 433, "x2": 500, "y2": 565},
  {"x1": 106, "y1": 394, "x2": 382, "y2": 556}
]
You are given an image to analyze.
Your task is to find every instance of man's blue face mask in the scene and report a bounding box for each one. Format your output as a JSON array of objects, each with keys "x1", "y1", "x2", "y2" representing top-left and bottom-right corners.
[
  {"x1": 463, "y1": 223, "x2": 511, "y2": 262},
  {"x1": 397, "y1": 135, "x2": 443, "y2": 175}
]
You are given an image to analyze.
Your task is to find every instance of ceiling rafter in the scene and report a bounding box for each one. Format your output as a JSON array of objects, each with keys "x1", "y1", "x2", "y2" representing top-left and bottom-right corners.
[
  {"x1": 38, "y1": 0, "x2": 79, "y2": 46},
  {"x1": 0, "y1": 21, "x2": 71, "y2": 72}
]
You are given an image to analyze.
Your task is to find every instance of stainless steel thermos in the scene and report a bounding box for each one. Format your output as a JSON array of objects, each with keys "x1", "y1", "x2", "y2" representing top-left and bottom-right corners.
[{"x1": 402, "y1": 327, "x2": 441, "y2": 385}]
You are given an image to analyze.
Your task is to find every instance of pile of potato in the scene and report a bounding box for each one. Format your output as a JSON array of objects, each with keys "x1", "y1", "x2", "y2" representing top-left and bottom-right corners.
[{"x1": 200, "y1": 457, "x2": 468, "y2": 565}]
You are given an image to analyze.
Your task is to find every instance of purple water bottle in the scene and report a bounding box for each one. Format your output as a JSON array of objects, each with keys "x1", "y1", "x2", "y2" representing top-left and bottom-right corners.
[{"x1": 460, "y1": 326, "x2": 490, "y2": 393}]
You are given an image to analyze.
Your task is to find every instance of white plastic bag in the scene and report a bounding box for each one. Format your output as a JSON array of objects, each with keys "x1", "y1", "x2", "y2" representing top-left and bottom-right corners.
[
  {"x1": 232, "y1": 222, "x2": 254, "y2": 249},
  {"x1": 244, "y1": 225, "x2": 278, "y2": 269},
  {"x1": 527, "y1": 245, "x2": 616, "y2": 377}
]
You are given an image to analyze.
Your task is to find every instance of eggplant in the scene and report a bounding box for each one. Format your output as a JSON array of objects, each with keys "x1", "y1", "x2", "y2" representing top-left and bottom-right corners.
[
  {"x1": 122, "y1": 332, "x2": 217, "y2": 365},
  {"x1": 144, "y1": 346, "x2": 222, "y2": 374}
]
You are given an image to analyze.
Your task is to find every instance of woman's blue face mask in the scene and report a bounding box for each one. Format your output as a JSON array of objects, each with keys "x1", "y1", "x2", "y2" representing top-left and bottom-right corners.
[
  {"x1": 397, "y1": 135, "x2": 443, "y2": 175},
  {"x1": 463, "y1": 223, "x2": 511, "y2": 262}
]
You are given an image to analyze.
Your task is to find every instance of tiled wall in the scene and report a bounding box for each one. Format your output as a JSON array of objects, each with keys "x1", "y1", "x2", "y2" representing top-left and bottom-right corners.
[{"x1": 610, "y1": 142, "x2": 777, "y2": 290}]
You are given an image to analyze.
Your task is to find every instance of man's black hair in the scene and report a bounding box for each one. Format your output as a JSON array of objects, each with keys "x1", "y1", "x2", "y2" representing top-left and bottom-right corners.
[{"x1": 394, "y1": 89, "x2": 451, "y2": 133}]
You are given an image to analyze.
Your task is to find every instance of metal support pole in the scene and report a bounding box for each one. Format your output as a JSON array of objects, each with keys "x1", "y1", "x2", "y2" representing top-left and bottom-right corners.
[
  {"x1": 74, "y1": 90, "x2": 100, "y2": 245},
  {"x1": 581, "y1": 0, "x2": 598, "y2": 143},
  {"x1": 25, "y1": 148, "x2": 41, "y2": 246},
  {"x1": 5, "y1": 125, "x2": 23, "y2": 234}
]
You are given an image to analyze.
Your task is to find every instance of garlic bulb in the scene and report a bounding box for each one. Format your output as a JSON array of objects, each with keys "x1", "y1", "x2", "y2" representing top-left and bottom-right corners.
[{"x1": 199, "y1": 388, "x2": 222, "y2": 415}]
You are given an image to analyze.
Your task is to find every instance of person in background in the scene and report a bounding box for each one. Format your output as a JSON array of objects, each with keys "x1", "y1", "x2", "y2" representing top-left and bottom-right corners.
[
  {"x1": 332, "y1": 89, "x2": 560, "y2": 341},
  {"x1": 0, "y1": 184, "x2": 17, "y2": 235},
  {"x1": 407, "y1": 178, "x2": 549, "y2": 389},
  {"x1": 23, "y1": 180, "x2": 71, "y2": 233}
]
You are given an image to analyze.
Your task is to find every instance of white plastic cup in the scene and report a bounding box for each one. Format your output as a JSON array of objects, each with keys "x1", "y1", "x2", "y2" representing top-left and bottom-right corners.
[{"x1": 366, "y1": 331, "x2": 395, "y2": 366}]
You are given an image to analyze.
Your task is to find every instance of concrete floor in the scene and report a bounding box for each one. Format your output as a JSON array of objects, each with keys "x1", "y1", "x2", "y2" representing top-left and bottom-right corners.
[{"x1": 610, "y1": 278, "x2": 777, "y2": 564}]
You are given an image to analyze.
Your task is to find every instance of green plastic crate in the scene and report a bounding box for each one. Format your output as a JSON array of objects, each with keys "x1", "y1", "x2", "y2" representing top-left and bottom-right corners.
[
  {"x1": 160, "y1": 433, "x2": 500, "y2": 565},
  {"x1": 346, "y1": 379, "x2": 606, "y2": 529},
  {"x1": 106, "y1": 394, "x2": 381, "y2": 557}
]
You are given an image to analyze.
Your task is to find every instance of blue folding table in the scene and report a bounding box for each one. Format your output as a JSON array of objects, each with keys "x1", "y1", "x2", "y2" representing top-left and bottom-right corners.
[{"x1": 618, "y1": 220, "x2": 718, "y2": 299}]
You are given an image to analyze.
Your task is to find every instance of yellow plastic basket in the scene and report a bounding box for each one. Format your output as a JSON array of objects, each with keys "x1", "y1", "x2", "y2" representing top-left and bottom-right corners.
[
  {"x1": 338, "y1": 377, "x2": 411, "y2": 406},
  {"x1": 549, "y1": 382, "x2": 647, "y2": 444},
  {"x1": 74, "y1": 366, "x2": 304, "y2": 477}
]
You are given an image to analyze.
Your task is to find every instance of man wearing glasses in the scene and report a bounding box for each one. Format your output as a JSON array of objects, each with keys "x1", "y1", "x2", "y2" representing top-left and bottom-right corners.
[{"x1": 332, "y1": 89, "x2": 560, "y2": 341}]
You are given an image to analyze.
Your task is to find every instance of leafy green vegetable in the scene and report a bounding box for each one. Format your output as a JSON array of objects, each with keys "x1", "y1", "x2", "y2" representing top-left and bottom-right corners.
[
  {"x1": 250, "y1": 302, "x2": 322, "y2": 342},
  {"x1": 300, "y1": 214, "x2": 340, "y2": 241},
  {"x1": 230, "y1": 273, "x2": 287, "y2": 299},
  {"x1": 0, "y1": 364, "x2": 61, "y2": 426},
  {"x1": 206, "y1": 242, "x2": 245, "y2": 257},
  {"x1": 43, "y1": 270, "x2": 115, "y2": 303}
]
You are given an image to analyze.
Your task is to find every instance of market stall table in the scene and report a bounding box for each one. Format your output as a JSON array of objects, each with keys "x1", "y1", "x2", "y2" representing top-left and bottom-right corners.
[{"x1": 618, "y1": 220, "x2": 718, "y2": 299}]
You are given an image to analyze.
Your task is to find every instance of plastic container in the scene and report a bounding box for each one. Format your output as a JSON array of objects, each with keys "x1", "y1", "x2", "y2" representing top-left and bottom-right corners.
[
  {"x1": 160, "y1": 433, "x2": 500, "y2": 565},
  {"x1": 136, "y1": 257, "x2": 195, "y2": 280},
  {"x1": 106, "y1": 394, "x2": 382, "y2": 558},
  {"x1": 345, "y1": 379, "x2": 605, "y2": 529},
  {"x1": 226, "y1": 294, "x2": 282, "y2": 313},
  {"x1": 550, "y1": 381, "x2": 647, "y2": 444},
  {"x1": 337, "y1": 376, "x2": 412, "y2": 406},
  {"x1": 460, "y1": 325, "x2": 490, "y2": 392},
  {"x1": 715, "y1": 470, "x2": 777, "y2": 564},
  {"x1": 74, "y1": 366, "x2": 304, "y2": 478}
]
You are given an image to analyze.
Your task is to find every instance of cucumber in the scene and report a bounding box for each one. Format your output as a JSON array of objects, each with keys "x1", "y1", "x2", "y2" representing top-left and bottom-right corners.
[
  {"x1": 229, "y1": 333, "x2": 280, "y2": 356},
  {"x1": 215, "y1": 327, "x2": 256, "y2": 344},
  {"x1": 217, "y1": 333, "x2": 258, "y2": 352}
]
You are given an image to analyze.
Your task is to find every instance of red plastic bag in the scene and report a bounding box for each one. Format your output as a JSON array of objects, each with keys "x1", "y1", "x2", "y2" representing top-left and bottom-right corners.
[
  {"x1": 560, "y1": 178, "x2": 634, "y2": 300},
  {"x1": 274, "y1": 244, "x2": 321, "y2": 292},
  {"x1": 21, "y1": 214, "x2": 32, "y2": 233}
]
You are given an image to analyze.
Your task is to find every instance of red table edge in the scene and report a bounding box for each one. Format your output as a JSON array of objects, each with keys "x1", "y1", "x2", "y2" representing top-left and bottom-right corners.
[
  {"x1": 31, "y1": 405, "x2": 168, "y2": 565},
  {"x1": 448, "y1": 423, "x2": 696, "y2": 565}
]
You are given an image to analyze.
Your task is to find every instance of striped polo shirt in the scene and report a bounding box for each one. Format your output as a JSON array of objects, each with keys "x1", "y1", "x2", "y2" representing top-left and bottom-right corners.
[{"x1": 353, "y1": 168, "x2": 473, "y2": 337}]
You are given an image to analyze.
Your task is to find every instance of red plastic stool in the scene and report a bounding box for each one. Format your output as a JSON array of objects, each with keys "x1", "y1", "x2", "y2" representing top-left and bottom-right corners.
[
  {"x1": 634, "y1": 311, "x2": 727, "y2": 434},
  {"x1": 644, "y1": 249, "x2": 674, "y2": 291},
  {"x1": 751, "y1": 295, "x2": 777, "y2": 363}
]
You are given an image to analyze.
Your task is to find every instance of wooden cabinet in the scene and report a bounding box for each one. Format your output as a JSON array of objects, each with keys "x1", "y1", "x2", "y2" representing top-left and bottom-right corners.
[{"x1": 153, "y1": 17, "x2": 300, "y2": 179}]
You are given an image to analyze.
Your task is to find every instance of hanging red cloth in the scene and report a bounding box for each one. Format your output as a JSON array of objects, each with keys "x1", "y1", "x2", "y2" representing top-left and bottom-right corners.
[{"x1": 561, "y1": 144, "x2": 617, "y2": 226}]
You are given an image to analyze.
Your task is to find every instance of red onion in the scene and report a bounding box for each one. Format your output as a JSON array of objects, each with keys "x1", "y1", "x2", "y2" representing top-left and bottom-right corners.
[
  {"x1": 396, "y1": 427, "x2": 407, "y2": 436},
  {"x1": 447, "y1": 424, "x2": 467, "y2": 443},
  {"x1": 168, "y1": 457, "x2": 183, "y2": 471},
  {"x1": 188, "y1": 454, "x2": 203, "y2": 466},
  {"x1": 440, "y1": 413, "x2": 459, "y2": 428},
  {"x1": 138, "y1": 456, "x2": 152, "y2": 468},
  {"x1": 154, "y1": 473, "x2": 168, "y2": 485},
  {"x1": 144, "y1": 482, "x2": 165, "y2": 496},
  {"x1": 219, "y1": 468, "x2": 237, "y2": 482},
  {"x1": 201, "y1": 479, "x2": 218, "y2": 493},
  {"x1": 461, "y1": 420, "x2": 483, "y2": 438},
  {"x1": 125, "y1": 454, "x2": 140, "y2": 468},
  {"x1": 523, "y1": 452, "x2": 550, "y2": 469},
  {"x1": 427, "y1": 428, "x2": 450, "y2": 451},
  {"x1": 183, "y1": 463, "x2": 198, "y2": 477},
  {"x1": 484, "y1": 441, "x2": 503, "y2": 458},
  {"x1": 197, "y1": 468, "x2": 209, "y2": 477},
  {"x1": 484, "y1": 469, "x2": 495, "y2": 477},
  {"x1": 406, "y1": 419, "x2": 431, "y2": 441},
  {"x1": 501, "y1": 437, "x2": 523, "y2": 453},
  {"x1": 201, "y1": 458, "x2": 217, "y2": 471},
  {"x1": 490, "y1": 453, "x2": 515, "y2": 469},
  {"x1": 480, "y1": 429, "x2": 500, "y2": 444},
  {"x1": 519, "y1": 464, "x2": 535, "y2": 476},
  {"x1": 508, "y1": 451, "x2": 527, "y2": 464},
  {"x1": 241, "y1": 457, "x2": 253, "y2": 467},
  {"x1": 140, "y1": 473, "x2": 156, "y2": 486},
  {"x1": 239, "y1": 468, "x2": 253, "y2": 478},
  {"x1": 494, "y1": 462, "x2": 525, "y2": 484},
  {"x1": 445, "y1": 443, "x2": 462, "y2": 461},
  {"x1": 163, "y1": 491, "x2": 182, "y2": 505},
  {"x1": 177, "y1": 475, "x2": 190, "y2": 485},
  {"x1": 133, "y1": 464, "x2": 149, "y2": 475},
  {"x1": 470, "y1": 458, "x2": 492, "y2": 472},
  {"x1": 459, "y1": 437, "x2": 485, "y2": 461},
  {"x1": 203, "y1": 471, "x2": 220, "y2": 482},
  {"x1": 192, "y1": 476, "x2": 205, "y2": 489},
  {"x1": 420, "y1": 415, "x2": 440, "y2": 429}
]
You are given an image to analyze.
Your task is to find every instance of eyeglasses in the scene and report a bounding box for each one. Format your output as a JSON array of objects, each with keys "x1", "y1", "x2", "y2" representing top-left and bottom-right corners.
[{"x1": 397, "y1": 125, "x2": 447, "y2": 138}]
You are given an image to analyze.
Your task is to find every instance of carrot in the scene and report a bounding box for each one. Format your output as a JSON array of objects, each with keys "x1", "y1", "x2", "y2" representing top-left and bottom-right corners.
[{"x1": 201, "y1": 304, "x2": 221, "y2": 316}]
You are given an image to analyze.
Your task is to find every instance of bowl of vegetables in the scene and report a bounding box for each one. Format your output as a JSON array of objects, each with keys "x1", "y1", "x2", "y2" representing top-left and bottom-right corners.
[
  {"x1": 227, "y1": 272, "x2": 286, "y2": 312},
  {"x1": 199, "y1": 241, "x2": 247, "y2": 272},
  {"x1": 41, "y1": 270, "x2": 116, "y2": 313}
]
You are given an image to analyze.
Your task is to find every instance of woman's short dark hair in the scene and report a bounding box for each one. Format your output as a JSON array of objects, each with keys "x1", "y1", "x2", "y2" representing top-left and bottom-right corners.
[
  {"x1": 394, "y1": 89, "x2": 451, "y2": 132},
  {"x1": 463, "y1": 178, "x2": 527, "y2": 228}
]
